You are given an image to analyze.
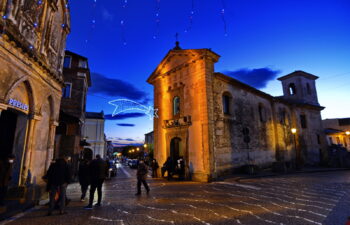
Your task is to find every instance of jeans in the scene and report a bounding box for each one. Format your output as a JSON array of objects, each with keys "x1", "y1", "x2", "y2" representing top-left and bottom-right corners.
[
  {"x1": 80, "y1": 183, "x2": 89, "y2": 200},
  {"x1": 137, "y1": 177, "x2": 149, "y2": 194},
  {"x1": 49, "y1": 184, "x2": 67, "y2": 213},
  {"x1": 89, "y1": 179, "x2": 104, "y2": 206}
]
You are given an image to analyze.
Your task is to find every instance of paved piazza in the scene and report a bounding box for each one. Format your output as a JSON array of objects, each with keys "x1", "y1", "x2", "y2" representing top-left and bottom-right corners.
[{"x1": 2, "y1": 165, "x2": 350, "y2": 225}]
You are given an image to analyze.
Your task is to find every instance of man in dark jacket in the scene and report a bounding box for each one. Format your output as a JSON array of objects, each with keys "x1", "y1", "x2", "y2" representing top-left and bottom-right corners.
[
  {"x1": 0, "y1": 154, "x2": 15, "y2": 206},
  {"x1": 135, "y1": 159, "x2": 150, "y2": 195},
  {"x1": 46, "y1": 156, "x2": 71, "y2": 215},
  {"x1": 85, "y1": 154, "x2": 108, "y2": 209},
  {"x1": 78, "y1": 159, "x2": 90, "y2": 201}
]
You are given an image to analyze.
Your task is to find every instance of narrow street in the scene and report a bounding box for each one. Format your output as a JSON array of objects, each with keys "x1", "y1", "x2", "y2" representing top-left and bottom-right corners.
[{"x1": 2, "y1": 164, "x2": 350, "y2": 225}]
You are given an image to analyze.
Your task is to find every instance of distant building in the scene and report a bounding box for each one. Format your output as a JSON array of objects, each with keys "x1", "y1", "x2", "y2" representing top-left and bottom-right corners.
[
  {"x1": 323, "y1": 118, "x2": 350, "y2": 151},
  {"x1": 82, "y1": 112, "x2": 106, "y2": 158},
  {"x1": 147, "y1": 44, "x2": 327, "y2": 182},
  {"x1": 54, "y1": 50, "x2": 91, "y2": 178},
  {"x1": 144, "y1": 131, "x2": 154, "y2": 154},
  {"x1": 0, "y1": 0, "x2": 70, "y2": 202},
  {"x1": 106, "y1": 140, "x2": 114, "y2": 159}
]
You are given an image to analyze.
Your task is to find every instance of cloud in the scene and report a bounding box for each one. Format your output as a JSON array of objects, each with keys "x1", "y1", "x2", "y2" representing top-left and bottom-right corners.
[
  {"x1": 89, "y1": 73, "x2": 148, "y2": 101},
  {"x1": 222, "y1": 68, "x2": 281, "y2": 89},
  {"x1": 117, "y1": 123, "x2": 135, "y2": 127},
  {"x1": 106, "y1": 137, "x2": 143, "y2": 147},
  {"x1": 104, "y1": 113, "x2": 146, "y2": 120},
  {"x1": 102, "y1": 8, "x2": 114, "y2": 21}
]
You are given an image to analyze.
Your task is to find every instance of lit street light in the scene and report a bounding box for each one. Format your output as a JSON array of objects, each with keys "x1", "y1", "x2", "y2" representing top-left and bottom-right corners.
[
  {"x1": 291, "y1": 128, "x2": 299, "y2": 170},
  {"x1": 346, "y1": 131, "x2": 350, "y2": 136}
]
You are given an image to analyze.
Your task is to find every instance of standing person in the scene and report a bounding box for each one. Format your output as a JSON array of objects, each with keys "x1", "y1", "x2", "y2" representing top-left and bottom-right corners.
[
  {"x1": 135, "y1": 159, "x2": 150, "y2": 195},
  {"x1": 151, "y1": 159, "x2": 159, "y2": 178},
  {"x1": 78, "y1": 159, "x2": 90, "y2": 201},
  {"x1": 0, "y1": 154, "x2": 15, "y2": 206},
  {"x1": 84, "y1": 154, "x2": 108, "y2": 209},
  {"x1": 46, "y1": 156, "x2": 71, "y2": 216},
  {"x1": 177, "y1": 157, "x2": 185, "y2": 181}
]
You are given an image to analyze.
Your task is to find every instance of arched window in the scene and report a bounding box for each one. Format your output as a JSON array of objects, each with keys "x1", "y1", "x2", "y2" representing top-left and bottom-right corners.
[
  {"x1": 222, "y1": 93, "x2": 231, "y2": 115},
  {"x1": 306, "y1": 83, "x2": 311, "y2": 95},
  {"x1": 173, "y1": 96, "x2": 180, "y2": 115},
  {"x1": 289, "y1": 83, "x2": 296, "y2": 95},
  {"x1": 258, "y1": 103, "x2": 266, "y2": 122}
]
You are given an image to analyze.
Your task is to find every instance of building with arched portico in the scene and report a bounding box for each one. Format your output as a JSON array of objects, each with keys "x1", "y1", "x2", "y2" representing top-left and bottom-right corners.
[
  {"x1": 0, "y1": 0, "x2": 70, "y2": 201},
  {"x1": 147, "y1": 44, "x2": 327, "y2": 182}
]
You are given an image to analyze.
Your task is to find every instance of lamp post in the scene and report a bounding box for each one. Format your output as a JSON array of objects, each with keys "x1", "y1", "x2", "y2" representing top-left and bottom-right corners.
[{"x1": 291, "y1": 128, "x2": 298, "y2": 169}]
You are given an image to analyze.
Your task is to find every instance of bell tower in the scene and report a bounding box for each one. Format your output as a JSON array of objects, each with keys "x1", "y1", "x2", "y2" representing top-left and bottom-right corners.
[{"x1": 278, "y1": 70, "x2": 319, "y2": 106}]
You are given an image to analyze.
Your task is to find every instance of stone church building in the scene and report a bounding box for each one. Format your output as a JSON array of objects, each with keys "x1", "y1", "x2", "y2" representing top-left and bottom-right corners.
[
  {"x1": 0, "y1": 0, "x2": 70, "y2": 200},
  {"x1": 147, "y1": 44, "x2": 327, "y2": 182}
]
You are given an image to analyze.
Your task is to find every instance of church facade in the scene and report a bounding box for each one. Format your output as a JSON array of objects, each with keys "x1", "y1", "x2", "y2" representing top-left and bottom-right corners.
[
  {"x1": 0, "y1": 0, "x2": 70, "y2": 198},
  {"x1": 147, "y1": 46, "x2": 327, "y2": 182}
]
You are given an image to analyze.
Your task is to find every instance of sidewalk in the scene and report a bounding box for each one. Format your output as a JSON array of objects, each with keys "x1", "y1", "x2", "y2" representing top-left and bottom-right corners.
[{"x1": 224, "y1": 166, "x2": 350, "y2": 183}]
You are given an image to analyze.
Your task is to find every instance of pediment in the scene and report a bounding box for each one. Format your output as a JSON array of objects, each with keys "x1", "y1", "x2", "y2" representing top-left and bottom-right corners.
[{"x1": 147, "y1": 49, "x2": 220, "y2": 83}]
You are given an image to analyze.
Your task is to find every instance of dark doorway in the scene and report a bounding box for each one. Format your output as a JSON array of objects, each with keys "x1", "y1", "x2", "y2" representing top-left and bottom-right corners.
[
  {"x1": 0, "y1": 110, "x2": 18, "y2": 159},
  {"x1": 170, "y1": 137, "x2": 182, "y2": 161},
  {"x1": 0, "y1": 109, "x2": 28, "y2": 186}
]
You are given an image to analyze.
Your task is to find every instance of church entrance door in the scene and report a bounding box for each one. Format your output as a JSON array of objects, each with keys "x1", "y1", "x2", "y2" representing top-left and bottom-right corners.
[{"x1": 170, "y1": 137, "x2": 182, "y2": 162}]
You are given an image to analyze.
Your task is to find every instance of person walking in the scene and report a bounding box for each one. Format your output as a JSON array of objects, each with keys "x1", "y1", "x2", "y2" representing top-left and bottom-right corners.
[
  {"x1": 84, "y1": 154, "x2": 108, "y2": 209},
  {"x1": 135, "y1": 159, "x2": 150, "y2": 195},
  {"x1": 0, "y1": 154, "x2": 15, "y2": 206},
  {"x1": 78, "y1": 159, "x2": 90, "y2": 201},
  {"x1": 46, "y1": 156, "x2": 71, "y2": 216},
  {"x1": 151, "y1": 159, "x2": 159, "y2": 178}
]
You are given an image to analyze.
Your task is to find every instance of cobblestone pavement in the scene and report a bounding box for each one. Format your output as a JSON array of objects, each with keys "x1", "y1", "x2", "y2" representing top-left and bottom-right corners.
[{"x1": 2, "y1": 164, "x2": 350, "y2": 225}]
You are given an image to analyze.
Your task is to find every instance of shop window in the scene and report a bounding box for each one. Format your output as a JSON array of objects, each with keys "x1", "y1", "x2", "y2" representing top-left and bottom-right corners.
[
  {"x1": 329, "y1": 137, "x2": 333, "y2": 144},
  {"x1": 63, "y1": 56, "x2": 71, "y2": 68},
  {"x1": 300, "y1": 114, "x2": 307, "y2": 129},
  {"x1": 62, "y1": 83, "x2": 72, "y2": 98},
  {"x1": 173, "y1": 96, "x2": 180, "y2": 116},
  {"x1": 289, "y1": 83, "x2": 296, "y2": 95},
  {"x1": 222, "y1": 92, "x2": 232, "y2": 115},
  {"x1": 336, "y1": 137, "x2": 341, "y2": 145}
]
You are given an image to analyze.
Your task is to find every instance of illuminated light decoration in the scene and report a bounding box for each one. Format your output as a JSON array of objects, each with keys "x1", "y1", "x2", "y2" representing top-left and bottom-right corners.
[
  {"x1": 220, "y1": 0, "x2": 228, "y2": 36},
  {"x1": 153, "y1": 0, "x2": 161, "y2": 39},
  {"x1": 185, "y1": 0, "x2": 195, "y2": 33},
  {"x1": 8, "y1": 98, "x2": 29, "y2": 111},
  {"x1": 1, "y1": 0, "x2": 13, "y2": 37},
  {"x1": 108, "y1": 99, "x2": 158, "y2": 120}
]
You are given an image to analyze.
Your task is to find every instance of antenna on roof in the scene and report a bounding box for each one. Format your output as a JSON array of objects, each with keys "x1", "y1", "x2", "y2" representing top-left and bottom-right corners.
[{"x1": 173, "y1": 32, "x2": 181, "y2": 50}]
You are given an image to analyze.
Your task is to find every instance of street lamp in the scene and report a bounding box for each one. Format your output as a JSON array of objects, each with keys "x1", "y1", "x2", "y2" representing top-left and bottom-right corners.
[
  {"x1": 143, "y1": 144, "x2": 147, "y2": 148},
  {"x1": 346, "y1": 131, "x2": 350, "y2": 136},
  {"x1": 136, "y1": 147, "x2": 140, "y2": 151},
  {"x1": 291, "y1": 128, "x2": 299, "y2": 170}
]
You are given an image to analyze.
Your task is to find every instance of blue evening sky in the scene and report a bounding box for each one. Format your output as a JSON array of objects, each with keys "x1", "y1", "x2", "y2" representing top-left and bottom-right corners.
[{"x1": 66, "y1": 0, "x2": 350, "y2": 145}]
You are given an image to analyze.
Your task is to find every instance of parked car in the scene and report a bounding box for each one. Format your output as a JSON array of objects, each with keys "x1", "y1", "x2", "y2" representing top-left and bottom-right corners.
[
  {"x1": 107, "y1": 160, "x2": 117, "y2": 179},
  {"x1": 128, "y1": 159, "x2": 138, "y2": 169}
]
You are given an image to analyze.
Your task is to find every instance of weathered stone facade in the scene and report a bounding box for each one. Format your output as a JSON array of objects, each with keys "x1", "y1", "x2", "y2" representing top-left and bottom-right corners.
[
  {"x1": 147, "y1": 47, "x2": 327, "y2": 182},
  {"x1": 0, "y1": 0, "x2": 69, "y2": 194}
]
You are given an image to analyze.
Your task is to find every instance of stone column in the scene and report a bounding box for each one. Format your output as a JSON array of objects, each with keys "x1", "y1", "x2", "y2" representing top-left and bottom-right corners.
[
  {"x1": 0, "y1": 103, "x2": 8, "y2": 116},
  {"x1": 21, "y1": 113, "x2": 41, "y2": 186},
  {"x1": 45, "y1": 120, "x2": 58, "y2": 171}
]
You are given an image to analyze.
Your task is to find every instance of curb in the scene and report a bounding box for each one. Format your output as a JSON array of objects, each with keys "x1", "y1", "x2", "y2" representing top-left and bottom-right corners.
[{"x1": 233, "y1": 168, "x2": 350, "y2": 182}]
